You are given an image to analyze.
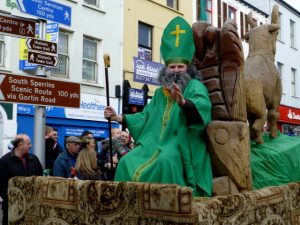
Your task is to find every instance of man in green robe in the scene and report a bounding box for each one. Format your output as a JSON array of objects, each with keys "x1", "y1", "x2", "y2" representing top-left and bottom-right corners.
[{"x1": 104, "y1": 16, "x2": 213, "y2": 197}]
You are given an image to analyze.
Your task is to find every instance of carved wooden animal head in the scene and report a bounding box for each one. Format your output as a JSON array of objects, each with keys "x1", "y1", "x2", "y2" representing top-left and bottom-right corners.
[{"x1": 244, "y1": 5, "x2": 279, "y2": 59}]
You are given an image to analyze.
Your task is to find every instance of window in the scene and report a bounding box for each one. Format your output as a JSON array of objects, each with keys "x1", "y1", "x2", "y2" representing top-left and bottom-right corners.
[
  {"x1": 222, "y1": 2, "x2": 227, "y2": 24},
  {"x1": 84, "y1": 0, "x2": 99, "y2": 7},
  {"x1": 206, "y1": 0, "x2": 212, "y2": 23},
  {"x1": 228, "y1": 6, "x2": 236, "y2": 21},
  {"x1": 167, "y1": 0, "x2": 178, "y2": 10},
  {"x1": 50, "y1": 32, "x2": 69, "y2": 78},
  {"x1": 138, "y1": 22, "x2": 152, "y2": 61},
  {"x1": 278, "y1": 12, "x2": 282, "y2": 41},
  {"x1": 277, "y1": 62, "x2": 283, "y2": 79},
  {"x1": 291, "y1": 68, "x2": 297, "y2": 97},
  {"x1": 217, "y1": 0, "x2": 221, "y2": 28},
  {"x1": 245, "y1": 13, "x2": 249, "y2": 33},
  {"x1": 216, "y1": 2, "x2": 237, "y2": 28},
  {"x1": 240, "y1": 12, "x2": 244, "y2": 39},
  {"x1": 0, "y1": 34, "x2": 4, "y2": 67},
  {"x1": 290, "y1": 19, "x2": 295, "y2": 48},
  {"x1": 196, "y1": 0, "x2": 212, "y2": 23},
  {"x1": 277, "y1": 62, "x2": 284, "y2": 94},
  {"x1": 82, "y1": 37, "x2": 98, "y2": 82}
]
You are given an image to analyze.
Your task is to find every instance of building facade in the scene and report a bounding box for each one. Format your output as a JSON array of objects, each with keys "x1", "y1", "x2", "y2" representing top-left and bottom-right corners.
[
  {"x1": 271, "y1": 0, "x2": 300, "y2": 135},
  {"x1": 0, "y1": 0, "x2": 123, "y2": 156}
]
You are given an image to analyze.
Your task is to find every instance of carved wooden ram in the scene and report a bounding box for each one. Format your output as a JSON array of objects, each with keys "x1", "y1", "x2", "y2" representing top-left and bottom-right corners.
[{"x1": 244, "y1": 5, "x2": 282, "y2": 143}]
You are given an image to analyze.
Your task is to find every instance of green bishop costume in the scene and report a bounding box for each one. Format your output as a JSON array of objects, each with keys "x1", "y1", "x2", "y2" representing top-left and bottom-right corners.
[{"x1": 114, "y1": 16, "x2": 213, "y2": 197}]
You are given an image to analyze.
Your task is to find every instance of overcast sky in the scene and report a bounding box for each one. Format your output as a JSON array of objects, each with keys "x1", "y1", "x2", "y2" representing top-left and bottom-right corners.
[
  {"x1": 245, "y1": 0, "x2": 300, "y2": 14},
  {"x1": 284, "y1": 0, "x2": 300, "y2": 11}
]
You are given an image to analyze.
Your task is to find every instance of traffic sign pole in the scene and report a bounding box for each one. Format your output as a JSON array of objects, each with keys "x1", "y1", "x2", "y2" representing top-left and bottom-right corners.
[{"x1": 34, "y1": 20, "x2": 47, "y2": 169}]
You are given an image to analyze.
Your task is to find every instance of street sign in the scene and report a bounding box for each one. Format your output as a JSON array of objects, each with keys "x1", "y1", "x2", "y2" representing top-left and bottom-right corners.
[
  {"x1": 27, "y1": 50, "x2": 59, "y2": 67},
  {"x1": 26, "y1": 38, "x2": 57, "y2": 54},
  {"x1": 0, "y1": 13, "x2": 36, "y2": 38},
  {"x1": 0, "y1": 73, "x2": 80, "y2": 108},
  {"x1": 129, "y1": 88, "x2": 145, "y2": 105},
  {"x1": 17, "y1": 0, "x2": 71, "y2": 26},
  {"x1": 19, "y1": 22, "x2": 59, "y2": 70}
]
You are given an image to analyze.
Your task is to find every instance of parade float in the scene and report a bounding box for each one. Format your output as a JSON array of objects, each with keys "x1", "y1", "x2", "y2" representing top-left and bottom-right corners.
[{"x1": 7, "y1": 5, "x2": 300, "y2": 225}]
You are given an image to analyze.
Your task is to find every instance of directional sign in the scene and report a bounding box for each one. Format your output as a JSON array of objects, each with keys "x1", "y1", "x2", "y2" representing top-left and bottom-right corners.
[
  {"x1": 17, "y1": 0, "x2": 71, "y2": 26},
  {"x1": 0, "y1": 13, "x2": 36, "y2": 38},
  {"x1": 26, "y1": 38, "x2": 57, "y2": 54},
  {"x1": 19, "y1": 22, "x2": 59, "y2": 70},
  {"x1": 27, "y1": 50, "x2": 59, "y2": 67},
  {"x1": 0, "y1": 73, "x2": 80, "y2": 108}
]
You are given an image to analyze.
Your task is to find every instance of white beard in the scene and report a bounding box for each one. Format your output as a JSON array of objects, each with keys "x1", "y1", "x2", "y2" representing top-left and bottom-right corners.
[{"x1": 158, "y1": 67, "x2": 191, "y2": 91}]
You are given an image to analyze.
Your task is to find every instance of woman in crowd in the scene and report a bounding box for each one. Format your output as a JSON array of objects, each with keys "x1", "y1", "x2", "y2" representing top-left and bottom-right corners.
[
  {"x1": 80, "y1": 136, "x2": 97, "y2": 151},
  {"x1": 75, "y1": 148, "x2": 105, "y2": 180}
]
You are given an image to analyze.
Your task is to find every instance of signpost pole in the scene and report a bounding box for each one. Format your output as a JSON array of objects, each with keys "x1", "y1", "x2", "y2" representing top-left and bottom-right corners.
[{"x1": 33, "y1": 20, "x2": 47, "y2": 169}]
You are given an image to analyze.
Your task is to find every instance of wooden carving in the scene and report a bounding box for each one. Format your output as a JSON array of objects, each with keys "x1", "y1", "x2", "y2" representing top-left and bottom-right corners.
[
  {"x1": 244, "y1": 5, "x2": 282, "y2": 144},
  {"x1": 206, "y1": 121, "x2": 252, "y2": 191},
  {"x1": 193, "y1": 20, "x2": 252, "y2": 191},
  {"x1": 193, "y1": 20, "x2": 246, "y2": 122}
]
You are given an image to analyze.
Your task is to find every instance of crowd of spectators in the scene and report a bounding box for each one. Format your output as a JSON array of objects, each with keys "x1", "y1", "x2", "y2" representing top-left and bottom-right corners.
[{"x1": 0, "y1": 127, "x2": 132, "y2": 225}]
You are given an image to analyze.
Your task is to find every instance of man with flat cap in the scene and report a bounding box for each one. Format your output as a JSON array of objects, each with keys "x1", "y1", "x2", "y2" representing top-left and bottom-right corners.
[
  {"x1": 104, "y1": 17, "x2": 213, "y2": 197},
  {"x1": 53, "y1": 136, "x2": 81, "y2": 178}
]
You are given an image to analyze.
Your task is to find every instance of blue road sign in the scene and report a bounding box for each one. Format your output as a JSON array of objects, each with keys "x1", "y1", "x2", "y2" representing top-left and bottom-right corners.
[{"x1": 16, "y1": 0, "x2": 71, "y2": 26}]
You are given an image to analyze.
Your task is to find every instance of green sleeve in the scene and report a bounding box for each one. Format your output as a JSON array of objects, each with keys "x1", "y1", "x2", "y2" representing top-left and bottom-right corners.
[
  {"x1": 183, "y1": 79, "x2": 212, "y2": 127},
  {"x1": 182, "y1": 79, "x2": 213, "y2": 197},
  {"x1": 125, "y1": 90, "x2": 158, "y2": 142}
]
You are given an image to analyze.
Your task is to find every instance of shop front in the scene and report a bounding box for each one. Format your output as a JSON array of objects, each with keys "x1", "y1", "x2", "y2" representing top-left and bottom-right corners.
[
  {"x1": 17, "y1": 93, "x2": 120, "y2": 153},
  {"x1": 278, "y1": 105, "x2": 300, "y2": 136}
]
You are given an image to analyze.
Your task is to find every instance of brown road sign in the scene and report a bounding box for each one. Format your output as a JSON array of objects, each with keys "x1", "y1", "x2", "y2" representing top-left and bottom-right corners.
[
  {"x1": 28, "y1": 50, "x2": 59, "y2": 67},
  {"x1": 0, "y1": 13, "x2": 36, "y2": 38},
  {"x1": 0, "y1": 73, "x2": 80, "y2": 108},
  {"x1": 26, "y1": 38, "x2": 57, "y2": 54}
]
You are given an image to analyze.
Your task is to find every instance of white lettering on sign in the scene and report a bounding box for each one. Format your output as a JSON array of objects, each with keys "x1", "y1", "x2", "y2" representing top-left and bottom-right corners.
[
  {"x1": 0, "y1": 73, "x2": 80, "y2": 107},
  {"x1": 287, "y1": 109, "x2": 300, "y2": 121},
  {"x1": 29, "y1": 79, "x2": 55, "y2": 88},
  {"x1": 44, "y1": 1, "x2": 63, "y2": 11},
  {"x1": 0, "y1": 17, "x2": 18, "y2": 25}
]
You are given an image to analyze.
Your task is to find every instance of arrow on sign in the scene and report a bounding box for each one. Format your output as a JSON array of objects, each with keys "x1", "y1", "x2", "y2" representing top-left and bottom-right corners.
[
  {"x1": 0, "y1": 73, "x2": 80, "y2": 108},
  {"x1": 17, "y1": 0, "x2": 26, "y2": 12},
  {"x1": 26, "y1": 38, "x2": 57, "y2": 54},
  {"x1": 16, "y1": 0, "x2": 71, "y2": 26},
  {"x1": 0, "y1": 14, "x2": 36, "y2": 38},
  {"x1": 28, "y1": 51, "x2": 59, "y2": 67}
]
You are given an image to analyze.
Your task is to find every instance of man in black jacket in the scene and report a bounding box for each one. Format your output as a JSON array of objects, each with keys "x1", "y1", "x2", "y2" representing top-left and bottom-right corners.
[
  {"x1": 0, "y1": 134, "x2": 43, "y2": 225},
  {"x1": 45, "y1": 126, "x2": 62, "y2": 175}
]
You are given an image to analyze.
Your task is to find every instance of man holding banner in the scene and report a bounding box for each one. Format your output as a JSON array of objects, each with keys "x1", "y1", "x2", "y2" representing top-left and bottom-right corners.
[{"x1": 104, "y1": 16, "x2": 213, "y2": 197}]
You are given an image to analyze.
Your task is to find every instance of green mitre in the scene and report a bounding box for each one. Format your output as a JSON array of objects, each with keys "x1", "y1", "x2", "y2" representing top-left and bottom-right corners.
[{"x1": 160, "y1": 16, "x2": 195, "y2": 65}]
